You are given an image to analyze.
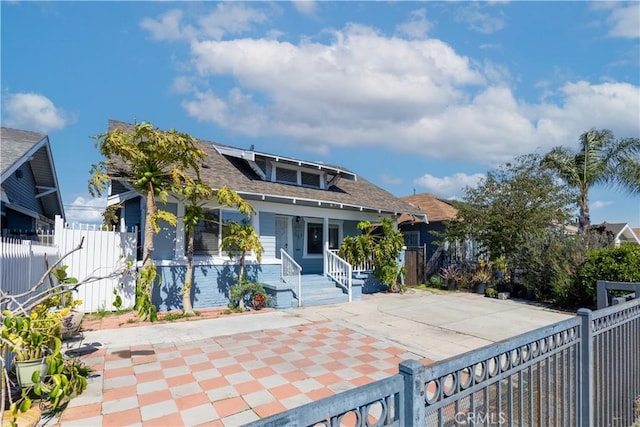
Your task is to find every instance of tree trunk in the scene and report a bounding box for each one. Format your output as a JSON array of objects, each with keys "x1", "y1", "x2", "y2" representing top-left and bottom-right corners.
[
  {"x1": 578, "y1": 191, "x2": 590, "y2": 236},
  {"x1": 237, "y1": 252, "x2": 246, "y2": 310},
  {"x1": 143, "y1": 186, "x2": 157, "y2": 268},
  {"x1": 183, "y1": 229, "x2": 195, "y2": 315}
]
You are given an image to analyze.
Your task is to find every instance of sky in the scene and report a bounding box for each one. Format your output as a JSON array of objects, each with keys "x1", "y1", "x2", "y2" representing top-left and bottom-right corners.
[{"x1": 2, "y1": 1, "x2": 639, "y2": 227}]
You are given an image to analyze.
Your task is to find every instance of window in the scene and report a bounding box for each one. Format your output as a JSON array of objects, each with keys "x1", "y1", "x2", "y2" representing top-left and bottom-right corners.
[
  {"x1": 329, "y1": 225, "x2": 339, "y2": 249},
  {"x1": 275, "y1": 167, "x2": 297, "y2": 184},
  {"x1": 192, "y1": 210, "x2": 220, "y2": 255},
  {"x1": 301, "y1": 172, "x2": 321, "y2": 188},
  {"x1": 307, "y1": 223, "x2": 323, "y2": 255},
  {"x1": 305, "y1": 221, "x2": 341, "y2": 256},
  {"x1": 403, "y1": 231, "x2": 420, "y2": 246},
  {"x1": 190, "y1": 209, "x2": 251, "y2": 256}
]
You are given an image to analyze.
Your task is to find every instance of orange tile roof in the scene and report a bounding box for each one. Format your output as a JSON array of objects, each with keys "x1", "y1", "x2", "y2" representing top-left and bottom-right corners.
[{"x1": 398, "y1": 193, "x2": 459, "y2": 223}]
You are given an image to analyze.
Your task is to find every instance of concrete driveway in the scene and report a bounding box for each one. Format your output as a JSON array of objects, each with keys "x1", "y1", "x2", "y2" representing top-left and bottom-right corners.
[
  {"x1": 292, "y1": 289, "x2": 573, "y2": 361},
  {"x1": 53, "y1": 289, "x2": 573, "y2": 426}
]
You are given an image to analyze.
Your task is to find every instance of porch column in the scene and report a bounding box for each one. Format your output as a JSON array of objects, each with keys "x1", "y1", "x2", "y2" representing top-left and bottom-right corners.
[{"x1": 323, "y1": 216, "x2": 329, "y2": 276}]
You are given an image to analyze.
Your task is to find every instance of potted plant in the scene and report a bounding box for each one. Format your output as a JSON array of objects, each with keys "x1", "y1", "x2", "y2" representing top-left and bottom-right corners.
[
  {"x1": 2, "y1": 310, "x2": 61, "y2": 387},
  {"x1": 439, "y1": 265, "x2": 462, "y2": 290},
  {"x1": 46, "y1": 266, "x2": 84, "y2": 339},
  {"x1": 472, "y1": 266, "x2": 493, "y2": 295}
]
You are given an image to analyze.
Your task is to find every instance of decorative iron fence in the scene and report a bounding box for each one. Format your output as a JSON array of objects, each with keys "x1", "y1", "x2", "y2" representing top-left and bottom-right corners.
[{"x1": 248, "y1": 295, "x2": 640, "y2": 427}]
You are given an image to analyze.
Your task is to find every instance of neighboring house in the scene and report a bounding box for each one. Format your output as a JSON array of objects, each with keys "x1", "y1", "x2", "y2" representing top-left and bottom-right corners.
[
  {"x1": 1, "y1": 127, "x2": 64, "y2": 239},
  {"x1": 592, "y1": 222, "x2": 640, "y2": 246},
  {"x1": 398, "y1": 193, "x2": 482, "y2": 277},
  {"x1": 106, "y1": 120, "x2": 422, "y2": 310}
]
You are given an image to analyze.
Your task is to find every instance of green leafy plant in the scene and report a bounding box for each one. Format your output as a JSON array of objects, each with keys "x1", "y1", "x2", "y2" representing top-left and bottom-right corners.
[
  {"x1": 228, "y1": 280, "x2": 268, "y2": 311},
  {"x1": 485, "y1": 287, "x2": 498, "y2": 298},
  {"x1": 428, "y1": 275, "x2": 444, "y2": 288}
]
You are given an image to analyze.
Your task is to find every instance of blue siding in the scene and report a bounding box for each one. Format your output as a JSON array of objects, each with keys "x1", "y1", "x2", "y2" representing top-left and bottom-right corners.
[
  {"x1": 3, "y1": 164, "x2": 43, "y2": 216},
  {"x1": 123, "y1": 198, "x2": 141, "y2": 229},
  {"x1": 154, "y1": 202, "x2": 177, "y2": 260},
  {"x1": 259, "y1": 212, "x2": 276, "y2": 258},
  {"x1": 343, "y1": 220, "x2": 360, "y2": 238},
  {"x1": 152, "y1": 262, "x2": 281, "y2": 311}
]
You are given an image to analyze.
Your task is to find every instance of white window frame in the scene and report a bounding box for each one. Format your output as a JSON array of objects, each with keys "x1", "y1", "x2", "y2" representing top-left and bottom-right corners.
[
  {"x1": 189, "y1": 208, "x2": 252, "y2": 259},
  {"x1": 270, "y1": 163, "x2": 326, "y2": 189},
  {"x1": 303, "y1": 218, "x2": 343, "y2": 259}
]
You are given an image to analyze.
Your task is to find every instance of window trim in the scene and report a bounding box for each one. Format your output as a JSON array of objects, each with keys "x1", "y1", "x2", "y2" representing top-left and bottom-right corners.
[
  {"x1": 302, "y1": 218, "x2": 343, "y2": 259},
  {"x1": 270, "y1": 163, "x2": 326, "y2": 189}
]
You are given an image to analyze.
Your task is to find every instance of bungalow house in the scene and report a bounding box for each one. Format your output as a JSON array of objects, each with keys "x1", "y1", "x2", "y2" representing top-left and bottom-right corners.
[
  {"x1": 592, "y1": 222, "x2": 640, "y2": 246},
  {"x1": 105, "y1": 120, "x2": 423, "y2": 310},
  {"x1": 398, "y1": 193, "x2": 482, "y2": 278},
  {"x1": 0, "y1": 127, "x2": 64, "y2": 240}
]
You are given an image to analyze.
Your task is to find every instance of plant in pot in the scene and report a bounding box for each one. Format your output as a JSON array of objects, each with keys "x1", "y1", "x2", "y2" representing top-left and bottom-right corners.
[
  {"x1": 2, "y1": 310, "x2": 61, "y2": 388},
  {"x1": 439, "y1": 265, "x2": 462, "y2": 290},
  {"x1": 472, "y1": 266, "x2": 493, "y2": 295},
  {"x1": 46, "y1": 266, "x2": 84, "y2": 339}
]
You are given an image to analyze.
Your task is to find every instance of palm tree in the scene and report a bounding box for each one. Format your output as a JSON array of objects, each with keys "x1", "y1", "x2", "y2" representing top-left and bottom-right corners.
[
  {"x1": 542, "y1": 129, "x2": 640, "y2": 236},
  {"x1": 89, "y1": 121, "x2": 206, "y2": 320}
]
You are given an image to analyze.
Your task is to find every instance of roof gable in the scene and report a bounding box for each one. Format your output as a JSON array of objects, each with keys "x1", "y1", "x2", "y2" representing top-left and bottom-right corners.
[
  {"x1": 595, "y1": 222, "x2": 640, "y2": 244},
  {"x1": 0, "y1": 127, "x2": 65, "y2": 221}
]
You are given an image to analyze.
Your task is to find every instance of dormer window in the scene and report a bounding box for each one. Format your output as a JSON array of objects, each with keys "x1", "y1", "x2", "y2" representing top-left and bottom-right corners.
[
  {"x1": 301, "y1": 172, "x2": 320, "y2": 188},
  {"x1": 275, "y1": 167, "x2": 298, "y2": 185},
  {"x1": 273, "y1": 165, "x2": 324, "y2": 189}
]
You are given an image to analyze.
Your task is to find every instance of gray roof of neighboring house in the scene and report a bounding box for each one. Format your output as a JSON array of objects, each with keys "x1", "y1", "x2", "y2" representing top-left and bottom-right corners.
[
  {"x1": 1, "y1": 127, "x2": 65, "y2": 220},
  {"x1": 107, "y1": 120, "x2": 422, "y2": 216},
  {"x1": 594, "y1": 222, "x2": 640, "y2": 244}
]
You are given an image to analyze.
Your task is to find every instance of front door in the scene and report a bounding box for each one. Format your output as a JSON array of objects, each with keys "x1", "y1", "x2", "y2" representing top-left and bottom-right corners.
[{"x1": 275, "y1": 216, "x2": 289, "y2": 259}]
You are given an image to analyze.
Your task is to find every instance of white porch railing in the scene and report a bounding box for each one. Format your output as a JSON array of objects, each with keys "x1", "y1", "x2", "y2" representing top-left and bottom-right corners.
[
  {"x1": 281, "y1": 249, "x2": 302, "y2": 307},
  {"x1": 328, "y1": 249, "x2": 373, "y2": 273},
  {"x1": 325, "y1": 249, "x2": 352, "y2": 302}
]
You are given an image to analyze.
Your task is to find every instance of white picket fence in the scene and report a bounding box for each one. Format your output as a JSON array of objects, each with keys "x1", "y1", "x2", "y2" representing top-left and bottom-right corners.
[
  {"x1": 1, "y1": 237, "x2": 59, "y2": 309},
  {"x1": 53, "y1": 216, "x2": 137, "y2": 313},
  {"x1": 0, "y1": 216, "x2": 137, "y2": 313}
]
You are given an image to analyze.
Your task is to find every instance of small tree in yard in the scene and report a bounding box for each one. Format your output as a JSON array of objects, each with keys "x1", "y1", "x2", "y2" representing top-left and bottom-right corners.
[
  {"x1": 180, "y1": 181, "x2": 256, "y2": 315},
  {"x1": 445, "y1": 154, "x2": 575, "y2": 273},
  {"x1": 89, "y1": 121, "x2": 206, "y2": 321},
  {"x1": 340, "y1": 218, "x2": 405, "y2": 293},
  {"x1": 221, "y1": 221, "x2": 264, "y2": 310}
]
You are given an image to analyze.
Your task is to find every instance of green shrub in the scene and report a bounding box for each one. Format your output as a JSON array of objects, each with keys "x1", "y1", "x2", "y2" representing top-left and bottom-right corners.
[
  {"x1": 228, "y1": 280, "x2": 268, "y2": 311},
  {"x1": 575, "y1": 244, "x2": 640, "y2": 307}
]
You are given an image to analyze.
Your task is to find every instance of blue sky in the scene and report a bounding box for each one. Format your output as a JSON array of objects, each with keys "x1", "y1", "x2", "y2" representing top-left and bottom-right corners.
[{"x1": 2, "y1": 1, "x2": 639, "y2": 226}]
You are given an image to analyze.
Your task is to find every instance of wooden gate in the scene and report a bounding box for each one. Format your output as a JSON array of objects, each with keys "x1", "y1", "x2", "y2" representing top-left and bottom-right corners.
[{"x1": 404, "y1": 245, "x2": 426, "y2": 286}]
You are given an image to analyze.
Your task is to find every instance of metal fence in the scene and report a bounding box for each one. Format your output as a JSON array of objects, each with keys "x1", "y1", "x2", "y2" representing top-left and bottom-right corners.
[{"x1": 248, "y1": 295, "x2": 640, "y2": 427}]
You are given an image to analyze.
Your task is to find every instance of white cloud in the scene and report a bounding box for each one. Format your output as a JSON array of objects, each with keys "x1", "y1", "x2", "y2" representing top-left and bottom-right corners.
[
  {"x1": 2, "y1": 92, "x2": 73, "y2": 133},
  {"x1": 413, "y1": 173, "x2": 485, "y2": 199},
  {"x1": 455, "y1": 5, "x2": 505, "y2": 34},
  {"x1": 293, "y1": 1, "x2": 317, "y2": 17},
  {"x1": 140, "y1": 3, "x2": 268, "y2": 42},
  {"x1": 396, "y1": 8, "x2": 432, "y2": 39},
  {"x1": 64, "y1": 196, "x2": 107, "y2": 225},
  {"x1": 606, "y1": 3, "x2": 640, "y2": 39},
  {"x1": 140, "y1": 9, "x2": 188, "y2": 41},
  {"x1": 142, "y1": 13, "x2": 639, "y2": 166},
  {"x1": 591, "y1": 200, "x2": 614, "y2": 210}
]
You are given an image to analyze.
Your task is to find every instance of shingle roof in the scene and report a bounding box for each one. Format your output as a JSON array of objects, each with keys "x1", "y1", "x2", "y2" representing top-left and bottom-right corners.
[
  {"x1": 107, "y1": 120, "x2": 422, "y2": 216},
  {"x1": 1, "y1": 127, "x2": 47, "y2": 175},
  {"x1": 398, "y1": 193, "x2": 458, "y2": 223}
]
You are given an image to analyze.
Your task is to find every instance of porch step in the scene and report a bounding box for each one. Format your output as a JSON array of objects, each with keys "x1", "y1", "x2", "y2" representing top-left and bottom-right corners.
[{"x1": 298, "y1": 275, "x2": 348, "y2": 307}]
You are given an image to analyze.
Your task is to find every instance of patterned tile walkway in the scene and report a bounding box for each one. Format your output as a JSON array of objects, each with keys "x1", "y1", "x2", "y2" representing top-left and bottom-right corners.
[{"x1": 52, "y1": 321, "x2": 432, "y2": 427}]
